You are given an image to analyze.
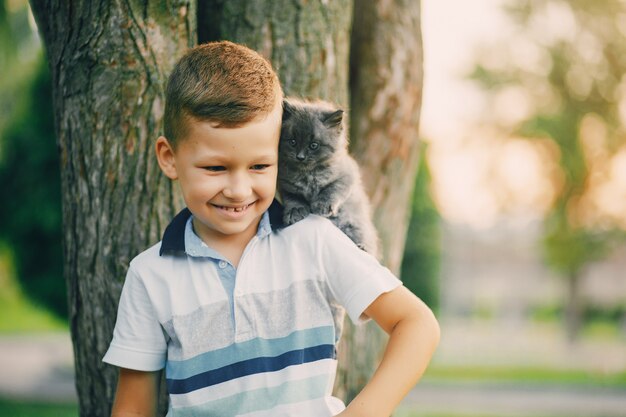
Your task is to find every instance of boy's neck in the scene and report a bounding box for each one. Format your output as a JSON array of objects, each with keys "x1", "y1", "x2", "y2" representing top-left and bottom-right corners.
[{"x1": 192, "y1": 217, "x2": 261, "y2": 268}]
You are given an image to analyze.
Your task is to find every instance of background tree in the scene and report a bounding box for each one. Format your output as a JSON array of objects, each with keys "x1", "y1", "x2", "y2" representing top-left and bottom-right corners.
[
  {"x1": 401, "y1": 143, "x2": 441, "y2": 312},
  {"x1": 29, "y1": 0, "x2": 424, "y2": 414},
  {"x1": 28, "y1": 2, "x2": 193, "y2": 416},
  {"x1": 470, "y1": 0, "x2": 626, "y2": 339},
  {"x1": 341, "y1": 0, "x2": 424, "y2": 401}
]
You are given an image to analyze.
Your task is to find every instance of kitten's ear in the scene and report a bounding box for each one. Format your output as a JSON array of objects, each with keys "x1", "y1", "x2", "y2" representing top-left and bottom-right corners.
[
  {"x1": 322, "y1": 109, "x2": 344, "y2": 128},
  {"x1": 282, "y1": 99, "x2": 295, "y2": 121}
]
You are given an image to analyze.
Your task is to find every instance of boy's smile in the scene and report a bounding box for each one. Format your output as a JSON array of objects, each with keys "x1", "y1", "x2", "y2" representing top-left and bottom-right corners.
[{"x1": 156, "y1": 99, "x2": 282, "y2": 251}]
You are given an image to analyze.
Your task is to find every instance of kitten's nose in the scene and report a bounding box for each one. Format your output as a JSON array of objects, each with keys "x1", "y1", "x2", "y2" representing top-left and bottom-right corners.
[{"x1": 296, "y1": 152, "x2": 306, "y2": 161}]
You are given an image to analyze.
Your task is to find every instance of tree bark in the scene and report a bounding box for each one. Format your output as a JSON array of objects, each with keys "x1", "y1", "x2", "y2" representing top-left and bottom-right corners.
[
  {"x1": 28, "y1": 1, "x2": 194, "y2": 416},
  {"x1": 349, "y1": 0, "x2": 424, "y2": 274},
  {"x1": 337, "y1": 0, "x2": 424, "y2": 402},
  {"x1": 198, "y1": 0, "x2": 352, "y2": 106}
]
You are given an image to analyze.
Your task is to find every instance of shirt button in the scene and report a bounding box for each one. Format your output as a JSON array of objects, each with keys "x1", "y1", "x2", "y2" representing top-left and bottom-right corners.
[{"x1": 218, "y1": 260, "x2": 227, "y2": 269}]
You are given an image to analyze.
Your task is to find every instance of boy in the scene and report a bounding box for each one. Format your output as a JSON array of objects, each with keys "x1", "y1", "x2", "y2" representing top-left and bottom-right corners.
[{"x1": 104, "y1": 41, "x2": 440, "y2": 417}]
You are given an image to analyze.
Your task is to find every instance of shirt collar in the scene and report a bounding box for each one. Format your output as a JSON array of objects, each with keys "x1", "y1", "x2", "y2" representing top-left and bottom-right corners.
[
  {"x1": 184, "y1": 210, "x2": 273, "y2": 259},
  {"x1": 159, "y1": 199, "x2": 285, "y2": 256}
]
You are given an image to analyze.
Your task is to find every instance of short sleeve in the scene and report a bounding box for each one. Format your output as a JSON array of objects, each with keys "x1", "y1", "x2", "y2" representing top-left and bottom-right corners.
[
  {"x1": 102, "y1": 266, "x2": 167, "y2": 371},
  {"x1": 318, "y1": 218, "x2": 402, "y2": 324}
]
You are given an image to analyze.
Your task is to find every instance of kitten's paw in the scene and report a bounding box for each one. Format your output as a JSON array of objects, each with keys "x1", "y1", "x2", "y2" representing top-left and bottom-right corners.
[
  {"x1": 284, "y1": 206, "x2": 310, "y2": 224},
  {"x1": 356, "y1": 243, "x2": 368, "y2": 252},
  {"x1": 311, "y1": 201, "x2": 337, "y2": 217}
]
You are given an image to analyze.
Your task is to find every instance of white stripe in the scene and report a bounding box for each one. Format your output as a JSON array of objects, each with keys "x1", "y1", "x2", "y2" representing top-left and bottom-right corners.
[
  {"x1": 237, "y1": 396, "x2": 346, "y2": 417},
  {"x1": 169, "y1": 358, "x2": 337, "y2": 408}
]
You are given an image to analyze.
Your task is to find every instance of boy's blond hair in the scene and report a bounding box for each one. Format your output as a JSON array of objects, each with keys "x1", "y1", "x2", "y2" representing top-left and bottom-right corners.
[{"x1": 163, "y1": 41, "x2": 282, "y2": 147}]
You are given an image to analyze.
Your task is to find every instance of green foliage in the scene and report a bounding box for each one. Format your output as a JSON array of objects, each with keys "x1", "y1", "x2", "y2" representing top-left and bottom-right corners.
[
  {"x1": 531, "y1": 301, "x2": 626, "y2": 327},
  {"x1": 0, "y1": 398, "x2": 77, "y2": 417},
  {"x1": 0, "y1": 52, "x2": 66, "y2": 319},
  {"x1": 0, "y1": 0, "x2": 38, "y2": 85},
  {"x1": 542, "y1": 213, "x2": 609, "y2": 275},
  {"x1": 584, "y1": 303, "x2": 626, "y2": 324},
  {"x1": 519, "y1": 111, "x2": 586, "y2": 188},
  {"x1": 400, "y1": 144, "x2": 441, "y2": 311},
  {"x1": 0, "y1": 244, "x2": 66, "y2": 332},
  {"x1": 0, "y1": 1, "x2": 15, "y2": 69}
]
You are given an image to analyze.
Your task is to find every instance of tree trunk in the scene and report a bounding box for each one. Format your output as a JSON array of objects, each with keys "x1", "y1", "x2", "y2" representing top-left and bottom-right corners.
[
  {"x1": 337, "y1": 0, "x2": 424, "y2": 403},
  {"x1": 198, "y1": 0, "x2": 352, "y2": 106},
  {"x1": 198, "y1": 0, "x2": 423, "y2": 404},
  {"x1": 28, "y1": 1, "x2": 194, "y2": 416},
  {"x1": 349, "y1": 0, "x2": 424, "y2": 273},
  {"x1": 565, "y1": 270, "x2": 583, "y2": 342}
]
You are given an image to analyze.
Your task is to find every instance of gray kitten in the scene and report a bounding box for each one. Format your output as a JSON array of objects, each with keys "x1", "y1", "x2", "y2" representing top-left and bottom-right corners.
[{"x1": 278, "y1": 98, "x2": 380, "y2": 259}]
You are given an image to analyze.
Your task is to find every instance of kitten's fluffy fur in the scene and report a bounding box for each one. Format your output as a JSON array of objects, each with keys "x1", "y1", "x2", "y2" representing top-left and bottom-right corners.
[{"x1": 278, "y1": 98, "x2": 380, "y2": 259}]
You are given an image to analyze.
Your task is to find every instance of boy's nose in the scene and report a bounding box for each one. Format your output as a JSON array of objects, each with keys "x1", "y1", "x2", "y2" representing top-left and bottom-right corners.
[{"x1": 223, "y1": 173, "x2": 252, "y2": 200}]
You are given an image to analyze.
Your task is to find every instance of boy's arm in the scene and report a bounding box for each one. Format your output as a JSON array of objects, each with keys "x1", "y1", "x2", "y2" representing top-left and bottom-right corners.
[
  {"x1": 337, "y1": 286, "x2": 440, "y2": 417},
  {"x1": 111, "y1": 368, "x2": 160, "y2": 417}
]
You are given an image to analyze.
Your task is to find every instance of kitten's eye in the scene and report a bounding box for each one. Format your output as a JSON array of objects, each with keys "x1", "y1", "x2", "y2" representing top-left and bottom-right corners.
[
  {"x1": 203, "y1": 166, "x2": 225, "y2": 172},
  {"x1": 309, "y1": 142, "x2": 319, "y2": 150},
  {"x1": 289, "y1": 139, "x2": 297, "y2": 147}
]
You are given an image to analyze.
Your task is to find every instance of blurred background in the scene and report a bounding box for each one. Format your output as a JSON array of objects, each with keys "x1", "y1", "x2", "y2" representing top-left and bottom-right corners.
[{"x1": 0, "y1": 0, "x2": 625, "y2": 416}]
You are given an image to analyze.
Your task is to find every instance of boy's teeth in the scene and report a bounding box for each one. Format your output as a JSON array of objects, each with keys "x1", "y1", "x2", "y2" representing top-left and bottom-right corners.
[{"x1": 220, "y1": 204, "x2": 249, "y2": 212}]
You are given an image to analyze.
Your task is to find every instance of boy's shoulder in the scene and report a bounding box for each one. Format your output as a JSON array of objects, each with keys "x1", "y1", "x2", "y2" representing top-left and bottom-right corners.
[
  {"x1": 277, "y1": 214, "x2": 333, "y2": 238},
  {"x1": 273, "y1": 214, "x2": 348, "y2": 254},
  {"x1": 128, "y1": 241, "x2": 167, "y2": 272},
  {"x1": 284, "y1": 213, "x2": 331, "y2": 229},
  {"x1": 124, "y1": 240, "x2": 191, "y2": 294}
]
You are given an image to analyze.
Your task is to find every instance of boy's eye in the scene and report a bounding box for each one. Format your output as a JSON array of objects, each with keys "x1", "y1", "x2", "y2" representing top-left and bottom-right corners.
[
  {"x1": 203, "y1": 166, "x2": 226, "y2": 172},
  {"x1": 309, "y1": 142, "x2": 319, "y2": 150},
  {"x1": 251, "y1": 164, "x2": 270, "y2": 170},
  {"x1": 288, "y1": 139, "x2": 297, "y2": 147}
]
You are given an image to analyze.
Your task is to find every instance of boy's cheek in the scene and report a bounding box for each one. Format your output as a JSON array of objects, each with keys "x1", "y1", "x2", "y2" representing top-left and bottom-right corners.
[
  {"x1": 268, "y1": 171, "x2": 279, "y2": 189},
  {"x1": 265, "y1": 180, "x2": 278, "y2": 195}
]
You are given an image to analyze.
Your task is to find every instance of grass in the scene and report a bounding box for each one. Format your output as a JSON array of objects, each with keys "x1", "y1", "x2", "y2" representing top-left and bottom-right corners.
[
  {"x1": 396, "y1": 412, "x2": 563, "y2": 417},
  {"x1": 582, "y1": 320, "x2": 625, "y2": 340},
  {"x1": 0, "y1": 245, "x2": 66, "y2": 333},
  {"x1": 0, "y1": 399, "x2": 566, "y2": 417},
  {"x1": 422, "y1": 364, "x2": 626, "y2": 388},
  {"x1": 0, "y1": 398, "x2": 77, "y2": 417}
]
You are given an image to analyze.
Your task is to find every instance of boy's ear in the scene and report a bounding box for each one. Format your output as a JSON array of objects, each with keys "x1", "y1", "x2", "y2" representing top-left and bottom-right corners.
[
  {"x1": 322, "y1": 109, "x2": 344, "y2": 128},
  {"x1": 155, "y1": 136, "x2": 178, "y2": 180}
]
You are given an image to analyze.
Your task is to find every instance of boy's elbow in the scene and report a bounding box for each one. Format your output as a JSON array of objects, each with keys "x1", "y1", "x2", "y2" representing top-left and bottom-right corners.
[
  {"x1": 375, "y1": 286, "x2": 440, "y2": 350},
  {"x1": 411, "y1": 296, "x2": 441, "y2": 352},
  {"x1": 428, "y1": 307, "x2": 441, "y2": 350}
]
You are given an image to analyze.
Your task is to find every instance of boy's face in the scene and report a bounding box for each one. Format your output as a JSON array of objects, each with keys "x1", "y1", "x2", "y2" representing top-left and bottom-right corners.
[{"x1": 156, "y1": 99, "x2": 281, "y2": 247}]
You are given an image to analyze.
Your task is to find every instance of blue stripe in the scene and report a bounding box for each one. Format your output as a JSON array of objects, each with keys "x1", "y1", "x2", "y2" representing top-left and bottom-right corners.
[
  {"x1": 166, "y1": 326, "x2": 335, "y2": 379},
  {"x1": 172, "y1": 374, "x2": 329, "y2": 416},
  {"x1": 166, "y1": 344, "x2": 336, "y2": 394}
]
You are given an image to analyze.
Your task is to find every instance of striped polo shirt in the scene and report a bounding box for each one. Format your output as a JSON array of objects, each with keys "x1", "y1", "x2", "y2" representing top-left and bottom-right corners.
[{"x1": 103, "y1": 201, "x2": 401, "y2": 416}]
